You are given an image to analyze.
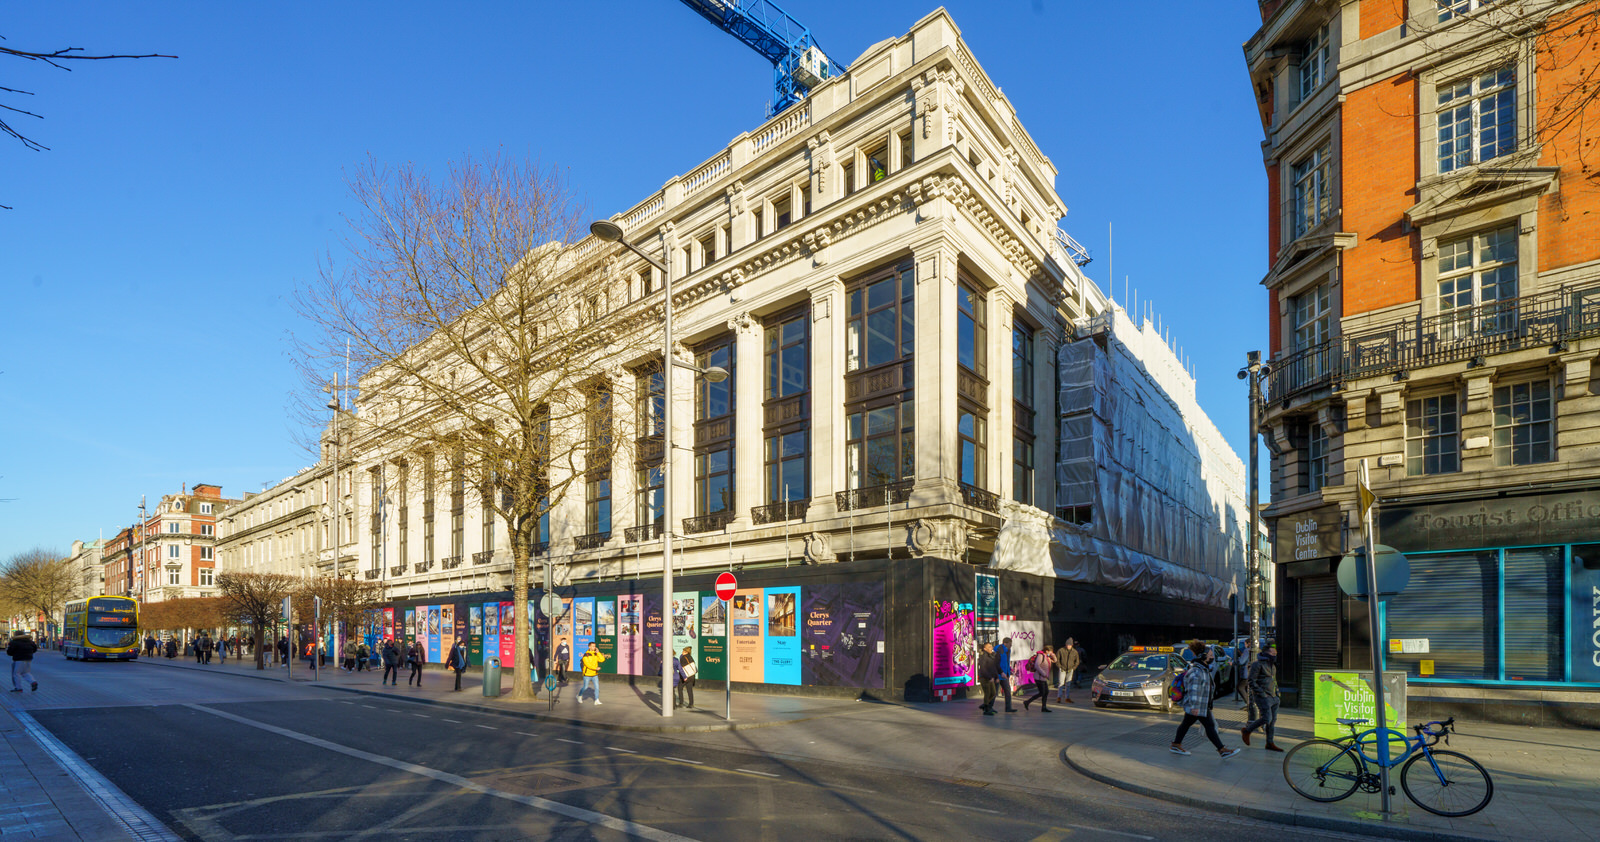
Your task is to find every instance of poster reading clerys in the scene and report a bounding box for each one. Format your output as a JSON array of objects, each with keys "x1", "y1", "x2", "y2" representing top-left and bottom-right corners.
[
  {"x1": 730, "y1": 589, "x2": 763, "y2": 683},
  {"x1": 801, "y1": 583, "x2": 885, "y2": 688}
]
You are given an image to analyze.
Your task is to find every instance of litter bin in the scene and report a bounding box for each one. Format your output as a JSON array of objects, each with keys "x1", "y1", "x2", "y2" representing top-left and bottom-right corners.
[{"x1": 482, "y1": 657, "x2": 502, "y2": 697}]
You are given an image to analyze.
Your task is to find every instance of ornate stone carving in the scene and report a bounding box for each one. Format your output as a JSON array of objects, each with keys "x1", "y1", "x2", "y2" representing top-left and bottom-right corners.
[
  {"x1": 728, "y1": 312, "x2": 758, "y2": 337},
  {"x1": 909, "y1": 518, "x2": 969, "y2": 561},
  {"x1": 803, "y1": 532, "x2": 834, "y2": 564},
  {"x1": 802, "y1": 227, "x2": 832, "y2": 266},
  {"x1": 807, "y1": 131, "x2": 834, "y2": 194},
  {"x1": 728, "y1": 181, "x2": 746, "y2": 217},
  {"x1": 660, "y1": 220, "x2": 678, "y2": 254}
]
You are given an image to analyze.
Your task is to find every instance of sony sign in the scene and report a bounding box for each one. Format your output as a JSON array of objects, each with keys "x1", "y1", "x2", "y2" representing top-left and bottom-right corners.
[{"x1": 1273, "y1": 506, "x2": 1342, "y2": 563}]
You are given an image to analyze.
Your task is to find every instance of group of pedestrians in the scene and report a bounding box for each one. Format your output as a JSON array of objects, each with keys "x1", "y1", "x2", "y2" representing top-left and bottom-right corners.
[
  {"x1": 1169, "y1": 639, "x2": 1280, "y2": 759},
  {"x1": 341, "y1": 640, "x2": 373, "y2": 672},
  {"x1": 376, "y1": 639, "x2": 429, "y2": 686},
  {"x1": 976, "y1": 636, "x2": 1084, "y2": 716}
]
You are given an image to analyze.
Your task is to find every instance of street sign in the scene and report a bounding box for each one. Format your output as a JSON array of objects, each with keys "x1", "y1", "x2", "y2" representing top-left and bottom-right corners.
[
  {"x1": 538, "y1": 593, "x2": 562, "y2": 617},
  {"x1": 715, "y1": 572, "x2": 738, "y2": 602},
  {"x1": 1338, "y1": 544, "x2": 1411, "y2": 601}
]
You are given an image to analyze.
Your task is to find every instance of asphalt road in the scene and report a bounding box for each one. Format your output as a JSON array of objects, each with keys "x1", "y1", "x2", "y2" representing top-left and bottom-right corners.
[{"x1": 13, "y1": 653, "x2": 1379, "y2": 842}]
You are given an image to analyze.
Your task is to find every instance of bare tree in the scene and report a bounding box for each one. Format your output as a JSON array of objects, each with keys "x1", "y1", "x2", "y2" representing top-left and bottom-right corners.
[
  {"x1": 293, "y1": 153, "x2": 655, "y2": 700},
  {"x1": 0, "y1": 548, "x2": 76, "y2": 637},
  {"x1": 216, "y1": 572, "x2": 299, "y2": 670}
]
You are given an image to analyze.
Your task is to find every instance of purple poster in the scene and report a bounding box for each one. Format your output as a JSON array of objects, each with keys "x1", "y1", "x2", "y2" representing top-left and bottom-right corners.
[
  {"x1": 801, "y1": 583, "x2": 885, "y2": 688},
  {"x1": 931, "y1": 601, "x2": 976, "y2": 687},
  {"x1": 643, "y1": 592, "x2": 665, "y2": 677}
]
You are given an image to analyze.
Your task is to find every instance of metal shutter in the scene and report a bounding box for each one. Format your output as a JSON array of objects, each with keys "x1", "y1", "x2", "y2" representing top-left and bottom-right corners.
[
  {"x1": 1298, "y1": 576, "x2": 1341, "y2": 695},
  {"x1": 1503, "y1": 547, "x2": 1562, "y2": 682}
]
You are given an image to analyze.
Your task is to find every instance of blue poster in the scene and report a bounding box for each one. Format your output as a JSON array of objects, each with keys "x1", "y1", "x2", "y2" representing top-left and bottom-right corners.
[
  {"x1": 427, "y1": 606, "x2": 441, "y2": 663},
  {"x1": 763, "y1": 586, "x2": 801, "y2": 685},
  {"x1": 573, "y1": 597, "x2": 596, "y2": 669},
  {"x1": 1573, "y1": 553, "x2": 1600, "y2": 684},
  {"x1": 482, "y1": 601, "x2": 501, "y2": 665}
]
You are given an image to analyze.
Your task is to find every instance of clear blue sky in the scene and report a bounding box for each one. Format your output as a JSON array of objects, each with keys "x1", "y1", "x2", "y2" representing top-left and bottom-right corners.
[{"x1": 1, "y1": 1, "x2": 1267, "y2": 560}]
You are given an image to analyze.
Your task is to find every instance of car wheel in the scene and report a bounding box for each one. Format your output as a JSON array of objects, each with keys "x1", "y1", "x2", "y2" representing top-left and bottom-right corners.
[{"x1": 1094, "y1": 700, "x2": 1109, "y2": 708}]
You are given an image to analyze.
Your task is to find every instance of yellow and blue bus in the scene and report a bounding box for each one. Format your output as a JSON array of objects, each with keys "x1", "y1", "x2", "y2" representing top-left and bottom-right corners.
[{"x1": 63, "y1": 596, "x2": 140, "y2": 661}]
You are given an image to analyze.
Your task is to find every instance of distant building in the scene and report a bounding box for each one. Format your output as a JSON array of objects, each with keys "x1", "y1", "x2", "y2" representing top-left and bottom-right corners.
[
  {"x1": 136, "y1": 483, "x2": 236, "y2": 602},
  {"x1": 65, "y1": 539, "x2": 104, "y2": 600},
  {"x1": 102, "y1": 527, "x2": 135, "y2": 597}
]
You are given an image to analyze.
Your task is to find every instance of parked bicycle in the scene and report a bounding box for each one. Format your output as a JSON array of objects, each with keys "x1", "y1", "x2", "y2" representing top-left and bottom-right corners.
[{"x1": 1282, "y1": 716, "x2": 1493, "y2": 817}]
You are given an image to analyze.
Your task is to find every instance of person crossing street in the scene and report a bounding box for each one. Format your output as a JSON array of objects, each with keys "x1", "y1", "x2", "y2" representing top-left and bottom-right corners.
[
  {"x1": 1240, "y1": 642, "x2": 1283, "y2": 752},
  {"x1": 445, "y1": 638, "x2": 468, "y2": 691},
  {"x1": 7, "y1": 630, "x2": 38, "y2": 692}
]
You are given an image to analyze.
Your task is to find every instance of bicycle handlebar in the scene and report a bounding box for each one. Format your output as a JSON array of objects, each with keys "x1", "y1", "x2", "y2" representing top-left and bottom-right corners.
[{"x1": 1412, "y1": 717, "x2": 1456, "y2": 746}]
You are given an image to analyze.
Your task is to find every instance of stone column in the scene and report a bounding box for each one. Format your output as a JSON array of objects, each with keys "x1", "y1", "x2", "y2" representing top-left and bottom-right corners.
[
  {"x1": 731, "y1": 313, "x2": 764, "y2": 530},
  {"x1": 912, "y1": 239, "x2": 960, "y2": 496},
  {"x1": 990, "y1": 287, "x2": 1015, "y2": 504},
  {"x1": 808, "y1": 278, "x2": 844, "y2": 519}
]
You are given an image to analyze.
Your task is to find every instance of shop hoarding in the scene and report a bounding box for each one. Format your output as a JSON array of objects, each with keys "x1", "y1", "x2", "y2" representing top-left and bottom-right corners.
[
  {"x1": 595, "y1": 598, "x2": 617, "y2": 674},
  {"x1": 801, "y1": 583, "x2": 884, "y2": 688},
  {"x1": 931, "y1": 601, "x2": 975, "y2": 688}
]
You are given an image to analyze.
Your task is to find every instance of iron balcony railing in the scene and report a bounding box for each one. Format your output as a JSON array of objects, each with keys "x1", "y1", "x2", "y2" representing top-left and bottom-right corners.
[
  {"x1": 574, "y1": 532, "x2": 610, "y2": 551},
  {"x1": 836, "y1": 480, "x2": 913, "y2": 512},
  {"x1": 683, "y1": 511, "x2": 735, "y2": 535},
  {"x1": 1269, "y1": 283, "x2": 1600, "y2": 403},
  {"x1": 624, "y1": 523, "x2": 663, "y2": 543},
  {"x1": 389, "y1": 564, "x2": 408, "y2": 577},
  {"x1": 751, "y1": 500, "x2": 809, "y2": 525},
  {"x1": 959, "y1": 483, "x2": 1000, "y2": 514},
  {"x1": 531, "y1": 541, "x2": 550, "y2": 556},
  {"x1": 364, "y1": 569, "x2": 381, "y2": 580},
  {"x1": 416, "y1": 559, "x2": 435, "y2": 573},
  {"x1": 441, "y1": 556, "x2": 462, "y2": 570},
  {"x1": 472, "y1": 551, "x2": 494, "y2": 565}
]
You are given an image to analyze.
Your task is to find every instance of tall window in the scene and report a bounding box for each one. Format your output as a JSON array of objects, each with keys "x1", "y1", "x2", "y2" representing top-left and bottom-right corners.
[
  {"x1": 586, "y1": 383, "x2": 613, "y2": 536},
  {"x1": 450, "y1": 447, "x2": 465, "y2": 561},
  {"x1": 1306, "y1": 422, "x2": 1328, "y2": 493},
  {"x1": 396, "y1": 462, "x2": 408, "y2": 566},
  {"x1": 1012, "y1": 323, "x2": 1036, "y2": 505},
  {"x1": 957, "y1": 283, "x2": 987, "y2": 376},
  {"x1": 634, "y1": 367, "x2": 664, "y2": 533},
  {"x1": 1297, "y1": 23, "x2": 1329, "y2": 102},
  {"x1": 1438, "y1": 225, "x2": 1517, "y2": 338},
  {"x1": 846, "y1": 264, "x2": 914, "y2": 372},
  {"x1": 168, "y1": 568, "x2": 181, "y2": 585},
  {"x1": 1438, "y1": 0, "x2": 1498, "y2": 23},
  {"x1": 199, "y1": 568, "x2": 213, "y2": 586},
  {"x1": 1406, "y1": 393, "x2": 1461, "y2": 476},
  {"x1": 637, "y1": 463, "x2": 664, "y2": 530},
  {"x1": 422, "y1": 453, "x2": 435, "y2": 567},
  {"x1": 532, "y1": 406, "x2": 551, "y2": 551},
  {"x1": 1293, "y1": 283, "x2": 1332, "y2": 378},
  {"x1": 694, "y1": 339, "x2": 736, "y2": 519},
  {"x1": 772, "y1": 193, "x2": 793, "y2": 232},
  {"x1": 1291, "y1": 144, "x2": 1332, "y2": 238},
  {"x1": 845, "y1": 263, "x2": 916, "y2": 493},
  {"x1": 957, "y1": 279, "x2": 989, "y2": 490},
  {"x1": 167, "y1": 545, "x2": 180, "y2": 559},
  {"x1": 1438, "y1": 65, "x2": 1515, "y2": 173},
  {"x1": 764, "y1": 309, "x2": 810, "y2": 508},
  {"x1": 959, "y1": 408, "x2": 987, "y2": 488},
  {"x1": 1493, "y1": 380, "x2": 1553, "y2": 466},
  {"x1": 846, "y1": 400, "x2": 915, "y2": 489},
  {"x1": 370, "y1": 465, "x2": 382, "y2": 569}
]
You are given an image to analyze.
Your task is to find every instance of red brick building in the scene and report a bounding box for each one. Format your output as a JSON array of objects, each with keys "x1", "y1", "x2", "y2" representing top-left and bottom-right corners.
[{"x1": 136, "y1": 483, "x2": 237, "y2": 603}]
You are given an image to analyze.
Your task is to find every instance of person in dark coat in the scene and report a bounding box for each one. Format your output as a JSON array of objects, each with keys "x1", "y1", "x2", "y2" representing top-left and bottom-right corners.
[
  {"x1": 165, "y1": 637, "x2": 178, "y2": 659},
  {"x1": 7, "y1": 631, "x2": 38, "y2": 692},
  {"x1": 277, "y1": 635, "x2": 290, "y2": 665},
  {"x1": 1240, "y1": 643, "x2": 1283, "y2": 752},
  {"x1": 976, "y1": 641, "x2": 1000, "y2": 715},
  {"x1": 445, "y1": 639, "x2": 468, "y2": 691},
  {"x1": 380, "y1": 641, "x2": 400, "y2": 686},
  {"x1": 675, "y1": 646, "x2": 697, "y2": 710},
  {"x1": 994, "y1": 637, "x2": 1016, "y2": 713},
  {"x1": 406, "y1": 642, "x2": 424, "y2": 686}
]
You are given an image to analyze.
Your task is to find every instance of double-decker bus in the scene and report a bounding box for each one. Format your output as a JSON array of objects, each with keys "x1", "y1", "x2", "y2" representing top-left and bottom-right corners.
[{"x1": 63, "y1": 596, "x2": 140, "y2": 661}]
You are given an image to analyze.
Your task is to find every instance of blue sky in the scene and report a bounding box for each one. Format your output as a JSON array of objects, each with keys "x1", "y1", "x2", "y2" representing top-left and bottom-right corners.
[{"x1": 1, "y1": 1, "x2": 1267, "y2": 560}]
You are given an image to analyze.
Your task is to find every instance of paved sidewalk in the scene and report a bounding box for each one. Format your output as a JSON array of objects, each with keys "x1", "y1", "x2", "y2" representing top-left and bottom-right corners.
[
  {"x1": 0, "y1": 698, "x2": 145, "y2": 841},
  {"x1": 135, "y1": 652, "x2": 859, "y2": 733},
  {"x1": 1064, "y1": 699, "x2": 1600, "y2": 842}
]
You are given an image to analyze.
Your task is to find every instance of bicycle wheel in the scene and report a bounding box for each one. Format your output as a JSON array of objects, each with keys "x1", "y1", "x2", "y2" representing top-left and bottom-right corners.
[
  {"x1": 1401, "y1": 749, "x2": 1493, "y2": 817},
  {"x1": 1283, "y1": 739, "x2": 1363, "y2": 802}
]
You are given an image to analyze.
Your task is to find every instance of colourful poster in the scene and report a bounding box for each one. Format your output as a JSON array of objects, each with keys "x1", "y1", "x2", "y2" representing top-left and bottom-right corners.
[
  {"x1": 729, "y1": 589, "x2": 764, "y2": 683},
  {"x1": 441, "y1": 605, "x2": 456, "y2": 649},
  {"x1": 549, "y1": 595, "x2": 573, "y2": 672},
  {"x1": 1313, "y1": 671, "x2": 1408, "y2": 742},
  {"x1": 531, "y1": 599, "x2": 548, "y2": 679},
  {"x1": 764, "y1": 586, "x2": 801, "y2": 685},
  {"x1": 498, "y1": 602, "x2": 516, "y2": 667},
  {"x1": 468, "y1": 633, "x2": 483, "y2": 667},
  {"x1": 384, "y1": 608, "x2": 395, "y2": 641},
  {"x1": 698, "y1": 592, "x2": 727, "y2": 682},
  {"x1": 802, "y1": 583, "x2": 885, "y2": 688},
  {"x1": 404, "y1": 608, "x2": 416, "y2": 649},
  {"x1": 482, "y1": 602, "x2": 500, "y2": 665},
  {"x1": 617, "y1": 594, "x2": 642, "y2": 675},
  {"x1": 427, "y1": 606, "x2": 441, "y2": 663},
  {"x1": 974, "y1": 573, "x2": 1000, "y2": 645},
  {"x1": 931, "y1": 601, "x2": 975, "y2": 687},
  {"x1": 643, "y1": 593, "x2": 665, "y2": 677},
  {"x1": 572, "y1": 597, "x2": 596, "y2": 671},
  {"x1": 450, "y1": 604, "x2": 466, "y2": 648},
  {"x1": 998, "y1": 618, "x2": 1045, "y2": 681},
  {"x1": 671, "y1": 591, "x2": 699, "y2": 673},
  {"x1": 595, "y1": 598, "x2": 617, "y2": 674},
  {"x1": 469, "y1": 605, "x2": 483, "y2": 635},
  {"x1": 1573, "y1": 555, "x2": 1600, "y2": 684}
]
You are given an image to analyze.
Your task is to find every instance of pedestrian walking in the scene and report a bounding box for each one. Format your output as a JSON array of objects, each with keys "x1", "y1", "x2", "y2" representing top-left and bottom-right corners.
[
  {"x1": 1170, "y1": 640, "x2": 1241, "y2": 759},
  {"x1": 381, "y1": 641, "x2": 400, "y2": 685},
  {"x1": 144, "y1": 635, "x2": 157, "y2": 657},
  {"x1": 1022, "y1": 645, "x2": 1054, "y2": 712},
  {"x1": 7, "y1": 630, "x2": 38, "y2": 692},
  {"x1": 578, "y1": 642, "x2": 607, "y2": 705},
  {"x1": 356, "y1": 643, "x2": 370, "y2": 672},
  {"x1": 1054, "y1": 637, "x2": 1081, "y2": 704},
  {"x1": 555, "y1": 641, "x2": 570, "y2": 685},
  {"x1": 976, "y1": 641, "x2": 1000, "y2": 715},
  {"x1": 1233, "y1": 640, "x2": 1252, "y2": 704},
  {"x1": 219, "y1": 635, "x2": 228, "y2": 663},
  {"x1": 165, "y1": 637, "x2": 178, "y2": 659},
  {"x1": 1240, "y1": 642, "x2": 1283, "y2": 752},
  {"x1": 406, "y1": 642, "x2": 424, "y2": 686},
  {"x1": 277, "y1": 635, "x2": 290, "y2": 665},
  {"x1": 445, "y1": 639, "x2": 468, "y2": 691},
  {"x1": 675, "y1": 646, "x2": 697, "y2": 710},
  {"x1": 994, "y1": 637, "x2": 1016, "y2": 712},
  {"x1": 343, "y1": 639, "x2": 358, "y2": 672}
]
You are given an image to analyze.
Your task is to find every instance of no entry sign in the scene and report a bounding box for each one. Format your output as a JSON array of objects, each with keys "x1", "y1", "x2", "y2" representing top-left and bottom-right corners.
[{"x1": 715, "y1": 572, "x2": 738, "y2": 602}]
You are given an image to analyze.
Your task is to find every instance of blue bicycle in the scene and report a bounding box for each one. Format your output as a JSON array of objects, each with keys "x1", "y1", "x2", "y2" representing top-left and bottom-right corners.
[{"x1": 1282, "y1": 716, "x2": 1493, "y2": 817}]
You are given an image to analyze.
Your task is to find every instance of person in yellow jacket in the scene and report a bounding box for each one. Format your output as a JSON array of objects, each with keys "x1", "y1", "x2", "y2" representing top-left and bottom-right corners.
[{"x1": 578, "y1": 642, "x2": 607, "y2": 705}]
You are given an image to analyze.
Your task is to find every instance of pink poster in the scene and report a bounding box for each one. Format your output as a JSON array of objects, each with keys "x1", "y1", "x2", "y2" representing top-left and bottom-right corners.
[
  {"x1": 931, "y1": 601, "x2": 976, "y2": 689},
  {"x1": 616, "y1": 595, "x2": 642, "y2": 675},
  {"x1": 498, "y1": 602, "x2": 515, "y2": 667}
]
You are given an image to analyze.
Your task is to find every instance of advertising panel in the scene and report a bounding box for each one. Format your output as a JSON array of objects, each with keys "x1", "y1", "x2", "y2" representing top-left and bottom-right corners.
[
  {"x1": 617, "y1": 595, "x2": 642, "y2": 675},
  {"x1": 729, "y1": 589, "x2": 764, "y2": 683},
  {"x1": 572, "y1": 597, "x2": 595, "y2": 671},
  {"x1": 498, "y1": 602, "x2": 516, "y2": 667},
  {"x1": 998, "y1": 618, "x2": 1045, "y2": 685},
  {"x1": 801, "y1": 583, "x2": 885, "y2": 688},
  {"x1": 441, "y1": 605, "x2": 457, "y2": 647},
  {"x1": 1573, "y1": 551, "x2": 1600, "y2": 684},
  {"x1": 671, "y1": 591, "x2": 699, "y2": 671},
  {"x1": 1313, "y1": 671, "x2": 1408, "y2": 743},
  {"x1": 384, "y1": 607, "x2": 395, "y2": 641},
  {"x1": 404, "y1": 608, "x2": 416, "y2": 648},
  {"x1": 481, "y1": 602, "x2": 500, "y2": 665},
  {"x1": 931, "y1": 601, "x2": 975, "y2": 688},
  {"x1": 469, "y1": 605, "x2": 483, "y2": 636},
  {"x1": 427, "y1": 606, "x2": 441, "y2": 663},
  {"x1": 764, "y1": 586, "x2": 801, "y2": 685},
  {"x1": 643, "y1": 593, "x2": 665, "y2": 677},
  {"x1": 549, "y1": 595, "x2": 572, "y2": 671},
  {"x1": 531, "y1": 600, "x2": 549, "y2": 678},
  {"x1": 595, "y1": 598, "x2": 618, "y2": 674},
  {"x1": 974, "y1": 573, "x2": 999, "y2": 645},
  {"x1": 698, "y1": 592, "x2": 727, "y2": 682}
]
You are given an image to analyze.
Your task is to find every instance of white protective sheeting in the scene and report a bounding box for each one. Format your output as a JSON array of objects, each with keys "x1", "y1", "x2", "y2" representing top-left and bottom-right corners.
[{"x1": 997, "y1": 306, "x2": 1247, "y2": 610}]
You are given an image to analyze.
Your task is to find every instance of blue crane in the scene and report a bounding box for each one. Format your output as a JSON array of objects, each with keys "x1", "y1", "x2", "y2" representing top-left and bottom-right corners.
[{"x1": 676, "y1": 0, "x2": 845, "y2": 115}]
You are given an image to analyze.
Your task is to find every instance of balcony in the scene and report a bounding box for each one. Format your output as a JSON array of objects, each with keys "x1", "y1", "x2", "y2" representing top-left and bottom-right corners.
[
  {"x1": 388, "y1": 564, "x2": 407, "y2": 577},
  {"x1": 416, "y1": 559, "x2": 435, "y2": 573},
  {"x1": 442, "y1": 556, "x2": 462, "y2": 570},
  {"x1": 683, "y1": 511, "x2": 735, "y2": 535},
  {"x1": 574, "y1": 532, "x2": 611, "y2": 551},
  {"x1": 364, "y1": 569, "x2": 381, "y2": 580},
  {"x1": 472, "y1": 551, "x2": 494, "y2": 565},
  {"x1": 531, "y1": 541, "x2": 550, "y2": 556},
  {"x1": 836, "y1": 480, "x2": 913, "y2": 512},
  {"x1": 959, "y1": 483, "x2": 1000, "y2": 514},
  {"x1": 751, "y1": 500, "x2": 809, "y2": 525},
  {"x1": 1270, "y1": 283, "x2": 1600, "y2": 404},
  {"x1": 624, "y1": 523, "x2": 662, "y2": 543}
]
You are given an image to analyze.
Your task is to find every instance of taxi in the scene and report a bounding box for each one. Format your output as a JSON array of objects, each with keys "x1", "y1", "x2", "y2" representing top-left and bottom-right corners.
[{"x1": 1089, "y1": 643, "x2": 1234, "y2": 709}]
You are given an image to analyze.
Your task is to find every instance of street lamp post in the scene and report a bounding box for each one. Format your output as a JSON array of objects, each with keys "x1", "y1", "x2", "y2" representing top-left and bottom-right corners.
[
  {"x1": 1237, "y1": 352, "x2": 1270, "y2": 654},
  {"x1": 590, "y1": 219, "x2": 727, "y2": 718}
]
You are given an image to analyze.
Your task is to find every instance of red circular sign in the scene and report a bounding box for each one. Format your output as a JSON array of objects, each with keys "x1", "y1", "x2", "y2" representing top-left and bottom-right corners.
[{"x1": 715, "y1": 572, "x2": 738, "y2": 602}]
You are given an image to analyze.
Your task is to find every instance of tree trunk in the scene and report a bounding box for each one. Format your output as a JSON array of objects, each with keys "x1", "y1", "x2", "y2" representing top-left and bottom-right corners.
[
  {"x1": 507, "y1": 535, "x2": 533, "y2": 700},
  {"x1": 255, "y1": 624, "x2": 266, "y2": 670}
]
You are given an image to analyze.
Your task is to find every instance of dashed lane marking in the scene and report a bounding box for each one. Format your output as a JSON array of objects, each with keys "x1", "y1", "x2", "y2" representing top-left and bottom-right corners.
[
  {"x1": 442, "y1": 719, "x2": 462, "y2": 723},
  {"x1": 185, "y1": 704, "x2": 700, "y2": 842},
  {"x1": 556, "y1": 738, "x2": 584, "y2": 745},
  {"x1": 475, "y1": 724, "x2": 496, "y2": 730},
  {"x1": 929, "y1": 800, "x2": 1000, "y2": 815},
  {"x1": 736, "y1": 769, "x2": 781, "y2": 778},
  {"x1": 516, "y1": 732, "x2": 539, "y2": 737},
  {"x1": 664, "y1": 757, "x2": 702, "y2": 765},
  {"x1": 607, "y1": 747, "x2": 636, "y2": 753}
]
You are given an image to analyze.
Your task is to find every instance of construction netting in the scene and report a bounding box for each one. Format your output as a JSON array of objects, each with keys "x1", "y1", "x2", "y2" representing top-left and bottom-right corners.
[{"x1": 992, "y1": 307, "x2": 1247, "y2": 610}]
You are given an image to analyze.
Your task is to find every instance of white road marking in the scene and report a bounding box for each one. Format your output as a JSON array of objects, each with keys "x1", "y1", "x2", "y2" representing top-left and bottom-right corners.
[
  {"x1": 186, "y1": 704, "x2": 699, "y2": 842},
  {"x1": 929, "y1": 800, "x2": 999, "y2": 815},
  {"x1": 736, "y1": 768, "x2": 780, "y2": 778},
  {"x1": 361, "y1": 705, "x2": 377, "y2": 709},
  {"x1": 606, "y1": 747, "x2": 637, "y2": 753},
  {"x1": 412, "y1": 713, "x2": 429, "y2": 718},
  {"x1": 516, "y1": 732, "x2": 540, "y2": 737},
  {"x1": 442, "y1": 719, "x2": 462, "y2": 723},
  {"x1": 664, "y1": 757, "x2": 702, "y2": 765},
  {"x1": 13, "y1": 711, "x2": 183, "y2": 842},
  {"x1": 556, "y1": 738, "x2": 584, "y2": 745},
  {"x1": 475, "y1": 724, "x2": 496, "y2": 730}
]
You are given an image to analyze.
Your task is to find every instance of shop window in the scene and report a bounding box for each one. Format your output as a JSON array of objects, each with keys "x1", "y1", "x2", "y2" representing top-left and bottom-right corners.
[
  {"x1": 1493, "y1": 379, "x2": 1552, "y2": 466},
  {"x1": 1502, "y1": 547, "x2": 1562, "y2": 682},
  {"x1": 1406, "y1": 393, "x2": 1460, "y2": 476},
  {"x1": 1382, "y1": 551, "x2": 1498, "y2": 679}
]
